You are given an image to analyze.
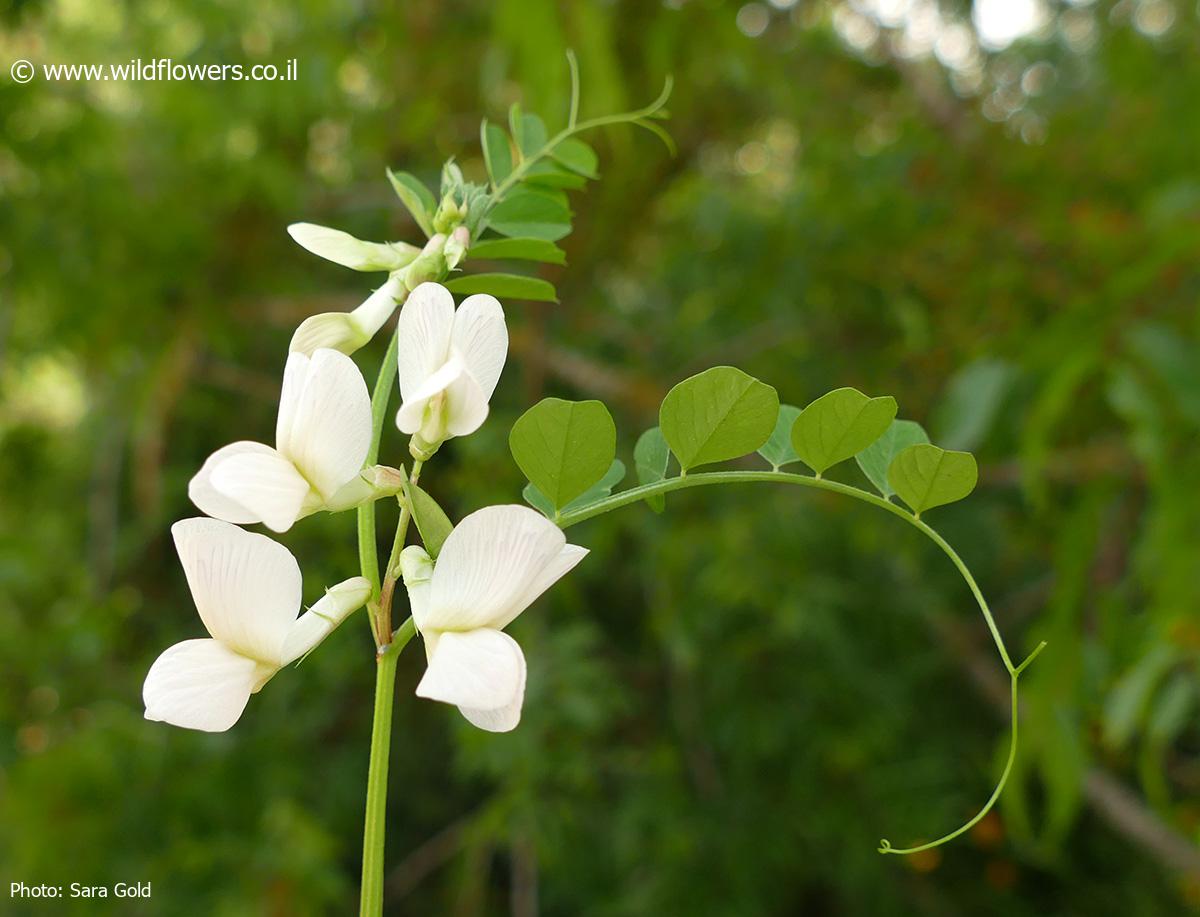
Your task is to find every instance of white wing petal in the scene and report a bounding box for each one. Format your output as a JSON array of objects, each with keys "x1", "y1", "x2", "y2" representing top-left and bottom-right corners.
[
  {"x1": 426, "y1": 505, "x2": 567, "y2": 632},
  {"x1": 279, "y1": 348, "x2": 372, "y2": 500},
  {"x1": 443, "y1": 368, "x2": 490, "y2": 438},
  {"x1": 188, "y1": 441, "x2": 279, "y2": 524},
  {"x1": 450, "y1": 294, "x2": 508, "y2": 402},
  {"x1": 171, "y1": 518, "x2": 302, "y2": 661},
  {"x1": 209, "y1": 448, "x2": 311, "y2": 533},
  {"x1": 396, "y1": 282, "x2": 454, "y2": 399},
  {"x1": 395, "y1": 357, "x2": 464, "y2": 435},
  {"x1": 278, "y1": 576, "x2": 371, "y2": 665},
  {"x1": 415, "y1": 628, "x2": 526, "y2": 732},
  {"x1": 142, "y1": 638, "x2": 270, "y2": 732}
]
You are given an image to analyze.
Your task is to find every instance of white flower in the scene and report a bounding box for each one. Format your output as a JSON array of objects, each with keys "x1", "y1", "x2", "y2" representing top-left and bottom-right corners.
[
  {"x1": 143, "y1": 518, "x2": 371, "y2": 732},
  {"x1": 395, "y1": 282, "x2": 508, "y2": 452},
  {"x1": 400, "y1": 505, "x2": 587, "y2": 732},
  {"x1": 189, "y1": 348, "x2": 372, "y2": 533},
  {"x1": 289, "y1": 274, "x2": 406, "y2": 356},
  {"x1": 288, "y1": 222, "x2": 419, "y2": 273}
]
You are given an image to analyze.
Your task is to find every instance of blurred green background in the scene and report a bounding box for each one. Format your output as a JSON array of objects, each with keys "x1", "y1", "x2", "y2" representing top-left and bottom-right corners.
[{"x1": 2, "y1": 0, "x2": 1199, "y2": 913}]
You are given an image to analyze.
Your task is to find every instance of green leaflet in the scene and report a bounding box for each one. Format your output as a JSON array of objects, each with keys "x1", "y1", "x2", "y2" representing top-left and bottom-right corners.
[
  {"x1": 466, "y1": 237, "x2": 566, "y2": 265},
  {"x1": 757, "y1": 404, "x2": 802, "y2": 469},
  {"x1": 855, "y1": 419, "x2": 930, "y2": 498},
  {"x1": 887, "y1": 443, "x2": 978, "y2": 515},
  {"x1": 444, "y1": 273, "x2": 557, "y2": 302},
  {"x1": 551, "y1": 138, "x2": 599, "y2": 179},
  {"x1": 634, "y1": 426, "x2": 670, "y2": 513},
  {"x1": 404, "y1": 482, "x2": 452, "y2": 559},
  {"x1": 524, "y1": 459, "x2": 625, "y2": 517},
  {"x1": 522, "y1": 160, "x2": 589, "y2": 190},
  {"x1": 487, "y1": 190, "x2": 571, "y2": 241},
  {"x1": 508, "y1": 105, "x2": 548, "y2": 157},
  {"x1": 385, "y1": 168, "x2": 436, "y2": 238},
  {"x1": 932, "y1": 358, "x2": 1015, "y2": 451},
  {"x1": 790, "y1": 387, "x2": 897, "y2": 475},
  {"x1": 481, "y1": 120, "x2": 514, "y2": 186},
  {"x1": 510, "y1": 398, "x2": 616, "y2": 512},
  {"x1": 660, "y1": 366, "x2": 779, "y2": 472}
]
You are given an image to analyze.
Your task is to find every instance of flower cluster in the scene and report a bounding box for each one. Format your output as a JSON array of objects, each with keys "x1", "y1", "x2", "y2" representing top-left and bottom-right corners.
[{"x1": 143, "y1": 221, "x2": 584, "y2": 733}]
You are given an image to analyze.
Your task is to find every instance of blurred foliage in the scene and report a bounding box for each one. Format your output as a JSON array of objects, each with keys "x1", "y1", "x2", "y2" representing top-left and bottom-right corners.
[{"x1": 2, "y1": 0, "x2": 1199, "y2": 914}]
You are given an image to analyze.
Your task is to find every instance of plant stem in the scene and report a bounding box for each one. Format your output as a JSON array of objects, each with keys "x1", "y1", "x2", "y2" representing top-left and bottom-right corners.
[
  {"x1": 358, "y1": 322, "x2": 403, "y2": 643},
  {"x1": 375, "y1": 460, "x2": 423, "y2": 646},
  {"x1": 492, "y1": 78, "x2": 672, "y2": 201},
  {"x1": 359, "y1": 617, "x2": 416, "y2": 917},
  {"x1": 556, "y1": 469, "x2": 1047, "y2": 855}
]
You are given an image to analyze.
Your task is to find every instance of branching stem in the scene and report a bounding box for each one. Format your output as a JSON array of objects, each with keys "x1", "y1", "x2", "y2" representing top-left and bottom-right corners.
[{"x1": 556, "y1": 469, "x2": 1047, "y2": 856}]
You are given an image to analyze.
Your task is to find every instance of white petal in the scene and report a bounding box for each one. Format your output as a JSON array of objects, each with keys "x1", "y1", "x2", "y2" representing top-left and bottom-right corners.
[
  {"x1": 399, "y1": 546, "x2": 435, "y2": 631},
  {"x1": 143, "y1": 639, "x2": 270, "y2": 732},
  {"x1": 275, "y1": 351, "x2": 309, "y2": 452},
  {"x1": 209, "y1": 448, "x2": 311, "y2": 533},
  {"x1": 426, "y1": 505, "x2": 568, "y2": 632},
  {"x1": 279, "y1": 576, "x2": 372, "y2": 665},
  {"x1": 415, "y1": 629, "x2": 526, "y2": 732},
  {"x1": 443, "y1": 368, "x2": 490, "y2": 438},
  {"x1": 494, "y1": 543, "x2": 588, "y2": 631},
  {"x1": 395, "y1": 357, "x2": 464, "y2": 435},
  {"x1": 450, "y1": 294, "x2": 508, "y2": 402},
  {"x1": 279, "y1": 348, "x2": 372, "y2": 500},
  {"x1": 287, "y1": 223, "x2": 413, "y2": 272},
  {"x1": 350, "y1": 274, "x2": 406, "y2": 338},
  {"x1": 188, "y1": 441, "x2": 279, "y2": 524},
  {"x1": 171, "y1": 518, "x2": 302, "y2": 661},
  {"x1": 396, "y1": 282, "x2": 454, "y2": 400},
  {"x1": 289, "y1": 313, "x2": 368, "y2": 357}
]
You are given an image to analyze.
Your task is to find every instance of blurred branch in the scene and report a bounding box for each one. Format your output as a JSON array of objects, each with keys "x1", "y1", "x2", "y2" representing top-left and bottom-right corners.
[{"x1": 385, "y1": 814, "x2": 471, "y2": 900}]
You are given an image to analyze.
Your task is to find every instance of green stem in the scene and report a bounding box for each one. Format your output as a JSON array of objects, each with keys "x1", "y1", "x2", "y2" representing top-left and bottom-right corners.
[
  {"x1": 384, "y1": 461, "x2": 424, "y2": 583},
  {"x1": 358, "y1": 322, "x2": 403, "y2": 635},
  {"x1": 492, "y1": 78, "x2": 672, "y2": 201},
  {"x1": 373, "y1": 461, "x2": 423, "y2": 646},
  {"x1": 556, "y1": 469, "x2": 1047, "y2": 855},
  {"x1": 359, "y1": 618, "x2": 417, "y2": 917}
]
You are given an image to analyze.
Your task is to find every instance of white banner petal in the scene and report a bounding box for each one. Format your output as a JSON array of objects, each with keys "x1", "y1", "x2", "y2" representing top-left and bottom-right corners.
[
  {"x1": 280, "y1": 349, "x2": 372, "y2": 500},
  {"x1": 171, "y1": 518, "x2": 302, "y2": 660},
  {"x1": 397, "y1": 282, "x2": 454, "y2": 400},
  {"x1": 493, "y1": 543, "x2": 589, "y2": 631},
  {"x1": 450, "y1": 294, "x2": 508, "y2": 402},
  {"x1": 275, "y1": 352, "x2": 309, "y2": 458},
  {"x1": 426, "y1": 505, "x2": 567, "y2": 632}
]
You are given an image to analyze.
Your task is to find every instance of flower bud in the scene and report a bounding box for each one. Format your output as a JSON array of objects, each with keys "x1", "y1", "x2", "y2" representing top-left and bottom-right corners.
[
  {"x1": 432, "y1": 194, "x2": 469, "y2": 235},
  {"x1": 322, "y1": 464, "x2": 407, "y2": 513},
  {"x1": 399, "y1": 545, "x2": 434, "y2": 590},
  {"x1": 287, "y1": 223, "x2": 419, "y2": 272},
  {"x1": 315, "y1": 576, "x2": 374, "y2": 621},
  {"x1": 401, "y1": 234, "x2": 449, "y2": 291},
  {"x1": 444, "y1": 226, "x2": 470, "y2": 271},
  {"x1": 289, "y1": 274, "x2": 406, "y2": 356}
]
